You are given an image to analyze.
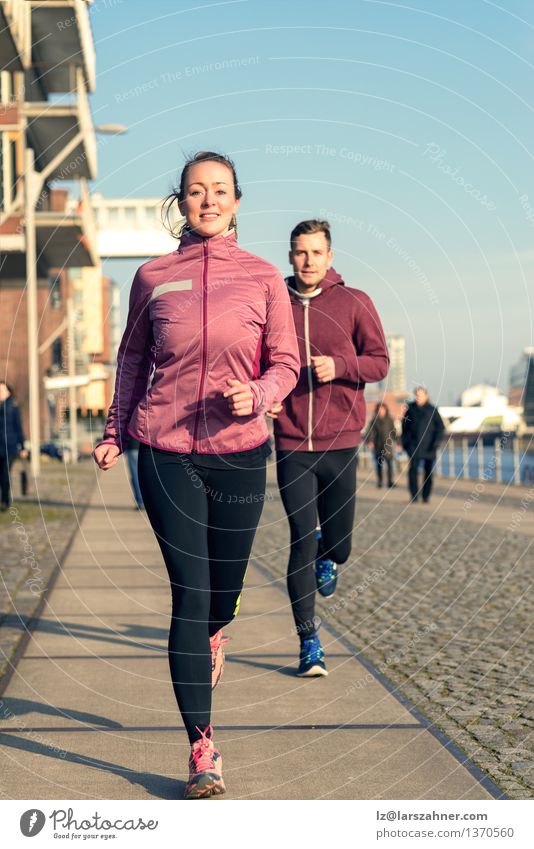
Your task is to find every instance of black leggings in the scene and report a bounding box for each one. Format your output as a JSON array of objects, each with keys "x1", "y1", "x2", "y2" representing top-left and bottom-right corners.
[
  {"x1": 276, "y1": 448, "x2": 357, "y2": 638},
  {"x1": 374, "y1": 451, "x2": 393, "y2": 486},
  {"x1": 408, "y1": 456, "x2": 435, "y2": 501},
  {"x1": 0, "y1": 455, "x2": 15, "y2": 506},
  {"x1": 138, "y1": 444, "x2": 266, "y2": 743}
]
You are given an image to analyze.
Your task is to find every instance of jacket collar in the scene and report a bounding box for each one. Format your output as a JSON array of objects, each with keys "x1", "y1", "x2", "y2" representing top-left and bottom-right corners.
[
  {"x1": 285, "y1": 265, "x2": 345, "y2": 300},
  {"x1": 177, "y1": 228, "x2": 237, "y2": 254}
]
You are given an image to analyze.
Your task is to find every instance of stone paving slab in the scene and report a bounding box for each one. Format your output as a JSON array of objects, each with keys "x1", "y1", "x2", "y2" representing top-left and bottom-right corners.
[
  {"x1": 63, "y1": 553, "x2": 164, "y2": 568},
  {"x1": 54, "y1": 570, "x2": 168, "y2": 589},
  {"x1": 13, "y1": 615, "x2": 168, "y2": 659},
  {"x1": 41, "y1": 588, "x2": 170, "y2": 616}
]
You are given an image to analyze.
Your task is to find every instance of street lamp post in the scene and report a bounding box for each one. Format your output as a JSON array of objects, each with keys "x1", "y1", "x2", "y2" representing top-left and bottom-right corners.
[
  {"x1": 24, "y1": 148, "x2": 41, "y2": 479},
  {"x1": 24, "y1": 124, "x2": 128, "y2": 476}
]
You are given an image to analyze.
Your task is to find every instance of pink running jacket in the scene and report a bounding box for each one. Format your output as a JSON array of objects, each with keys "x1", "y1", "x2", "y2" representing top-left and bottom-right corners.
[{"x1": 98, "y1": 230, "x2": 300, "y2": 455}]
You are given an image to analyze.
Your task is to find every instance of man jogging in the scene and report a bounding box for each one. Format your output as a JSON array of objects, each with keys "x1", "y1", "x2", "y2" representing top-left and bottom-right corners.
[{"x1": 268, "y1": 219, "x2": 389, "y2": 676}]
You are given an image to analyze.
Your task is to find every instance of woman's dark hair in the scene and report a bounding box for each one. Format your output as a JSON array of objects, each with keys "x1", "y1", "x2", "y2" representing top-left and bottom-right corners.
[
  {"x1": 374, "y1": 402, "x2": 389, "y2": 416},
  {"x1": 162, "y1": 151, "x2": 242, "y2": 238}
]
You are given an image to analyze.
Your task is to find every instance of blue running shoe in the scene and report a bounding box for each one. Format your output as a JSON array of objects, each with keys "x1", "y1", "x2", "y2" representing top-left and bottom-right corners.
[
  {"x1": 297, "y1": 633, "x2": 328, "y2": 677},
  {"x1": 315, "y1": 558, "x2": 338, "y2": 597}
]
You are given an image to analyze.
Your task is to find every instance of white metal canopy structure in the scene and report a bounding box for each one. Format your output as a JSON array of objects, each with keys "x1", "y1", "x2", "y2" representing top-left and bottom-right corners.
[{"x1": 90, "y1": 193, "x2": 184, "y2": 259}]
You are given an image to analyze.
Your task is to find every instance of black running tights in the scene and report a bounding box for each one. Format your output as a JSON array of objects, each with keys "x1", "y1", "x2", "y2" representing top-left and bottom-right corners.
[
  {"x1": 276, "y1": 448, "x2": 357, "y2": 639},
  {"x1": 138, "y1": 444, "x2": 266, "y2": 743}
]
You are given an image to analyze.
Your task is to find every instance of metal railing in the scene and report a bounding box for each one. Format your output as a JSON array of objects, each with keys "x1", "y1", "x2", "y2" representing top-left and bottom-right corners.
[
  {"x1": 436, "y1": 435, "x2": 534, "y2": 486},
  {"x1": 358, "y1": 435, "x2": 534, "y2": 487}
]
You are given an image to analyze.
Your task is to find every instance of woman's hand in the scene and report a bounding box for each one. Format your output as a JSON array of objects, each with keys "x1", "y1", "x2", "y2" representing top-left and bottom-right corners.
[
  {"x1": 266, "y1": 402, "x2": 283, "y2": 419},
  {"x1": 223, "y1": 378, "x2": 254, "y2": 416},
  {"x1": 93, "y1": 443, "x2": 120, "y2": 470}
]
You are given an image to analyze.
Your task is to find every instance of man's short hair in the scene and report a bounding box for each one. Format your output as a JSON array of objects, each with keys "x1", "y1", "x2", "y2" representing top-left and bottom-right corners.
[{"x1": 290, "y1": 219, "x2": 332, "y2": 249}]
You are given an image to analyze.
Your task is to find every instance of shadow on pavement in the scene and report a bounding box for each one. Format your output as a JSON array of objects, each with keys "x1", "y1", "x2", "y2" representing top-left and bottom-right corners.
[
  {"x1": 1, "y1": 614, "x2": 168, "y2": 653},
  {"x1": 0, "y1": 733, "x2": 186, "y2": 800},
  {"x1": 0, "y1": 697, "x2": 123, "y2": 728}
]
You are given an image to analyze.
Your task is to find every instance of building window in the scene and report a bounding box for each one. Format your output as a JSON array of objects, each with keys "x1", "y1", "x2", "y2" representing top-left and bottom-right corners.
[
  {"x1": 52, "y1": 337, "x2": 62, "y2": 368},
  {"x1": 9, "y1": 139, "x2": 17, "y2": 203}
]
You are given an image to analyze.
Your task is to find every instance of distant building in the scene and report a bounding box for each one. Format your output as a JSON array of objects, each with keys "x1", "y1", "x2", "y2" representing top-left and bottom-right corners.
[
  {"x1": 439, "y1": 383, "x2": 522, "y2": 434},
  {"x1": 461, "y1": 384, "x2": 507, "y2": 408},
  {"x1": 509, "y1": 348, "x2": 534, "y2": 427},
  {"x1": 0, "y1": 0, "x2": 97, "y2": 444},
  {"x1": 66, "y1": 266, "x2": 121, "y2": 452},
  {"x1": 366, "y1": 333, "x2": 406, "y2": 400},
  {"x1": 386, "y1": 334, "x2": 406, "y2": 393}
]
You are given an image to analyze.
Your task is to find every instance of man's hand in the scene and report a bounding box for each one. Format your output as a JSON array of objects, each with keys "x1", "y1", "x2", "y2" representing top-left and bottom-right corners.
[
  {"x1": 19, "y1": 449, "x2": 29, "y2": 459},
  {"x1": 266, "y1": 402, "x2": 283, "y2": 419},
  {"x1": 310, "y1": 355, "x2": 336, "y2": 383},
  {"x1": 223, "y1": 378, "x2": 254, "y2": 416},
  {"x1": 93, "y1": 443, "x2": 120, "y2": 470}
]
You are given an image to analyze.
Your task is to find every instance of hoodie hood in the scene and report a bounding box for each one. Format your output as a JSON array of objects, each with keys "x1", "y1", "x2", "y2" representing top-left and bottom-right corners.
[{"x1": 285, "y1": 266, "x2": 345, "y2": 298}]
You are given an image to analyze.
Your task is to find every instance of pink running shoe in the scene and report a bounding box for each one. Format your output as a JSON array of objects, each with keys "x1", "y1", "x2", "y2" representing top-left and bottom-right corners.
[
  {"x1": 210, "y1": 630, "x2": 230, "y2": 689},
  {"x1": 184, "y1": 725, "x2": 225, "y2": 799}
]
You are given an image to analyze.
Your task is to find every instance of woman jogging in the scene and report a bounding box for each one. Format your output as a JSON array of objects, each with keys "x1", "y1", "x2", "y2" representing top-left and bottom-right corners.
[
  {"x1": 369, "y1": 402, "x2": 397, "y2": 488},
  {"x1": 93, "y1": 151, "x2": 299, "y2": 799}
]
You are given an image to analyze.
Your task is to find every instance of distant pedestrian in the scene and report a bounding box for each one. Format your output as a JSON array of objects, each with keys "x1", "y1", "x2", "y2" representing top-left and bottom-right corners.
[
  {"x1": 0, "y1": 381, "x2": 28, "y2": 510},
  {"x1": 401, "y1": 386, "x2": 445, "y2": 503},
  {"x1": 369, "y1": 402, "x2": 397, "y2": 488},
  {"x1": 124, "y1": 435, "x2": 144, "y2": 510}
]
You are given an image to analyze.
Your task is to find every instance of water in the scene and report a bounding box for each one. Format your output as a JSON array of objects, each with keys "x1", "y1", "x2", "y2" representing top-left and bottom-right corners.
[{"x1": 437, "y1": 442, "x2": 534, "y2": 486}]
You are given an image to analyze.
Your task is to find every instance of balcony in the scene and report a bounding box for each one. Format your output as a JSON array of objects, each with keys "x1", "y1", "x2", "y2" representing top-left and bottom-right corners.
[
  {"x1": 0, "y1": 181, "x2": 98, "y2": 277},
  {"x1": 36, "y1": 179, "x2": 98, "y2": 268},
  {"x1": 0, "y1": 0, "x2": 30, "y2": 71},
  {"x1": 30, "y1": 0, "x2": 96, "y2": 93},
  {"x1": 23, "y1": 67, "x2": 97, "y2": 180}
]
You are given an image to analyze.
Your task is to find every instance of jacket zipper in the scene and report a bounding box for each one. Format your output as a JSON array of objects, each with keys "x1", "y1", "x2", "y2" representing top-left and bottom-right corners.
[
  {"x1": 303, "y1": 299, "x2": 314, "y2": 450},
  {"x1": 192, "y1": 238, "x2": 209, "y2": 450}
]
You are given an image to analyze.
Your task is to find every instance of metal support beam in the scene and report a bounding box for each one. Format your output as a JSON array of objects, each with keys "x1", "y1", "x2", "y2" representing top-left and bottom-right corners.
[
  {"x1": 67, "y1": 296, "x2": 78, "y2": 463},
  {"x1": 37, "y1": 316, "x2": 68, "y2": 355},
  {"x1": 24, "y1": 148, "x2": 41, "y2": 478},
  {"x1": 23, "y1": 131, "x2": 83, "y2": 477}
]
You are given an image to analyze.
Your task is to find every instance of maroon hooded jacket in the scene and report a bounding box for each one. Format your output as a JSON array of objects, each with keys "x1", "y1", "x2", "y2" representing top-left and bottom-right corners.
[{"x1": 273, "y1": 268, "x2": 389, "y2": 451}]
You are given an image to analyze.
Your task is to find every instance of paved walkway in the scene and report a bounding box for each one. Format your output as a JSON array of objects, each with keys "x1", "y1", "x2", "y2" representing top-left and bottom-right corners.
[{"x1": 0, "y1": 462, "x2": 511, "y2": 800}]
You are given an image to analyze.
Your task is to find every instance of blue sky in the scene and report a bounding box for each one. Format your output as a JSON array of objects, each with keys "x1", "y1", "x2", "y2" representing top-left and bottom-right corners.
[{"x1": 89, "y1": 0, "x2": 534, "y2": 403}]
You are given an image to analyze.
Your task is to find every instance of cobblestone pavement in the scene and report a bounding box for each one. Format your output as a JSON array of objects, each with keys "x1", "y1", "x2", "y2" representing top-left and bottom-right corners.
[
  {"x1": 0, "y1": 459, "x2": 96, "y2": 681},
  {"x1": 253, "y1": 466, "x2": 534, "y2": 799}
]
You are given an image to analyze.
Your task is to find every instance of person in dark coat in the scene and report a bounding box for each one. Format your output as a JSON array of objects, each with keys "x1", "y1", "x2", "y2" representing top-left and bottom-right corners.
[
  {"x1": 0, "y1": 381, "x2": 27, "y2": 510},
  {"x1": 401, "y1": 386, "x2": 445, "y2": 503},
  {"x1": 369, "y1": 402, "x2": 397, "y2": 488}
]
